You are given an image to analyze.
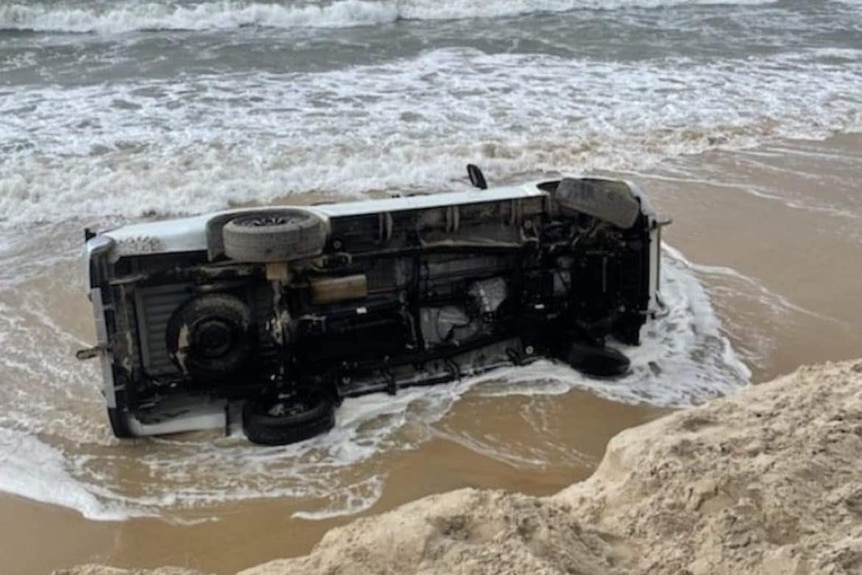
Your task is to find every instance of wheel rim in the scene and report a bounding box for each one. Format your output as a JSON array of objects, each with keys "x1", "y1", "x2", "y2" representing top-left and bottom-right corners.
[
  {"x1": 235, "y1": 213, "x2": 305, "y2": 228},
  {"x1": 192, "y1": 319, "x2": 235, "y2": 359}
]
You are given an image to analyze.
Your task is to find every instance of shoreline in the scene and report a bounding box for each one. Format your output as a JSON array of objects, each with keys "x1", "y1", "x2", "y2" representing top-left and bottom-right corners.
[
  {"x1": 59, "y1": 358, "x2": 862, "y2": 575},
  {"x1": 4, "y1": 391, "x2": 659, "y2": 575}
]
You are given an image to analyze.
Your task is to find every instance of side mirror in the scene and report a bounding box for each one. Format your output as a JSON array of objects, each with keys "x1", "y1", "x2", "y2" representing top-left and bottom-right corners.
[{"x1": 466, "y1": 164, "x2": 488, "y2": 190}]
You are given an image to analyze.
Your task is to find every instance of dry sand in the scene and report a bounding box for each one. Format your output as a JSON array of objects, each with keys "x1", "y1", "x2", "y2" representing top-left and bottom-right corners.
[{"x1": 58, "y1": 358, "x2": 862, "y2": 575}]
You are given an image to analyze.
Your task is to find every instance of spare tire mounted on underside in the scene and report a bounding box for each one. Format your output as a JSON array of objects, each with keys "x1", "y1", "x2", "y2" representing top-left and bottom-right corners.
[
  {"x1": 223, "y1": 209, "x2": 327, "y2": 263},
  {"x1": 165, "y1": 293, "x2": 254, "y2": 381}
]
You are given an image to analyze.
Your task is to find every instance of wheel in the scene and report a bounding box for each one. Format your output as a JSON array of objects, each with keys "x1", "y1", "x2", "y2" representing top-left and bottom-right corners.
[
  {"x1": 554, "y1": 178, "x2": 641, "y2": 229},
  {"x1": 564, "y1": 341, "x2": 631, "y2": 377},
  {"x1": 243, "y1": 392, "x2": 336, "y2": 446},
  {"x1": 166, "y1": 293, "x2": 254, "y2": 382},
  {"x1": 223, "y1": 209, "x2": 327, "y2": 263},
  {"x1": 467, "y1": 164, "x2": 488, "y2": 190},
  {"x1": 107, "y1": 407, "x2": 134, "y2": 438}
]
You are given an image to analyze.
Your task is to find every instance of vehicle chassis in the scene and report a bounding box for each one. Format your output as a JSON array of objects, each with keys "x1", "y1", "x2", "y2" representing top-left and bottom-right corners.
[{"x1": 81, "y1": 174, "x2": 668, "y2": 444}]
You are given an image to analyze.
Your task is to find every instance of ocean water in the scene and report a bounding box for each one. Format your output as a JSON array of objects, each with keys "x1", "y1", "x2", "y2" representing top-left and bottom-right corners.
[{"x1": 0, "y1": 0, "x2": 858, "y2": 521}]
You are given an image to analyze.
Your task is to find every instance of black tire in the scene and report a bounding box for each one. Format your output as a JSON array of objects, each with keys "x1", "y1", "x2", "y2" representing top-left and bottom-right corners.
[
  {"x1": 166, "y1": 293, "x2": 254, "y2": 382},
  {"x1": 243, "y1": 393, "x2": 336, "y2": 446},
  {"x1": 467, "y1": 163, "x2": 488, "y2": 190},
  {"x1": 554, "y1": 178, "x2": 641, "y2": 229},
  {"x1": 223, "y1": 209, "x2": 327, "y2": 263},
  {"x1": 564, "y1": 341, "x2": 631, "y2": 377},
  {"x1": 107, "y1": 407, "x2": 134, "y2": 438}
]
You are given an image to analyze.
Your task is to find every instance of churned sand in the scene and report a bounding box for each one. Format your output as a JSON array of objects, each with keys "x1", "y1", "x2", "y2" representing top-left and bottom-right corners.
[{"x1": 59, "y1": 358, "x2": 862, "y2": 575}]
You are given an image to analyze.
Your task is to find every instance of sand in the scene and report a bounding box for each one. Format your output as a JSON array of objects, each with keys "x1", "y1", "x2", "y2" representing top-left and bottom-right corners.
[{"x1": 58, "y1": 358, "x2": 862, "y2": 575}]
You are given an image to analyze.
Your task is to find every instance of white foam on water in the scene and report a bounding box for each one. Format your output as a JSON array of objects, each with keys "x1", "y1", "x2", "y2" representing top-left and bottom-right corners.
[
  {"x1": 0, "y1": 1, "x2": 399, "y2": 33},
  {"x1": 291, "y1": 475, "x2": 384, "y2": 520},
  {"x1": 663, "y1": 244, "x2": 840, "y2": 325},
  {"x1": 0, "y1": 427, "x2": 132, "y2": 520},
  {"x1": 1, "y1": 47, "x2": 860, "y2": 224},
  {"x1": 398, "y1": 0, "x2": 777, "y2": 20},
  {"x1": 660, "y1": 243, "x2": 856, "y2": 371},
  {"x1": 434, "y1": 427, "x2": 553, "y2": 468},
  {"x1": 0, "y1": 0, "x2": 780, "y2": 34},
  {"x1": 466, "y1": 250, "x2": 750, "y2": 407}
]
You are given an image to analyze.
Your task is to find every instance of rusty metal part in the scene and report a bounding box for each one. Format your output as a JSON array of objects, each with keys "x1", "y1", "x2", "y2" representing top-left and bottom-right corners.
[{"x1": 309, "y1": 275, "x2": 368, "y2": 305}]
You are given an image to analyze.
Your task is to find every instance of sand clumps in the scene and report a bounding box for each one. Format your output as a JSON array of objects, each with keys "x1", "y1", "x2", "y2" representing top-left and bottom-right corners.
[
  {"x1": 556, "y1": 359, "x2": 862, "y2": 575},
  {"x1": 60, "y1": 360, "x2": 862, "y2": 575}
]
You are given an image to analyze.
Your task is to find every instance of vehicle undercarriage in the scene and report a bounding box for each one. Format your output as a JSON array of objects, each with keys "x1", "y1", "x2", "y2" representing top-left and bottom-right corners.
[{"x1": 80, "y1": 171, "x2": 668, "y2": 445}]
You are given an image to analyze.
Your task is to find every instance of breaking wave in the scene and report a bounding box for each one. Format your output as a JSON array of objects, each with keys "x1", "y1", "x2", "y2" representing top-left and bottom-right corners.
[
  {"x1": 1, "y1": 47, "x2": 860, "y2": 224},
  {"x1": 0, "y1": 0, "x2": 779, "y2": 34}
]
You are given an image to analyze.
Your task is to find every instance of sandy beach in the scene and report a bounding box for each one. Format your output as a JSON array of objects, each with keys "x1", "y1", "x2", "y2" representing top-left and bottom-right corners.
[
  {"x1": 3, "y1": 391, "x2": 659, "y2": 575},
  {"x1": 0, "y1": 132, "x2": 857, "y2": 575},
  {"x1": 2, "y1": 0, "x2": 860, "y2": 571},
  {"x1": 58, "y1": 359, "x2": 862, "y2": 575}
]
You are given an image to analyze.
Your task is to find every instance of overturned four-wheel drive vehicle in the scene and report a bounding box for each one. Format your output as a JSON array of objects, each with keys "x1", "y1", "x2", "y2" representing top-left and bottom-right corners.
[{"x1": 79, "y1": 168, "x2": 669, "y2": 445}]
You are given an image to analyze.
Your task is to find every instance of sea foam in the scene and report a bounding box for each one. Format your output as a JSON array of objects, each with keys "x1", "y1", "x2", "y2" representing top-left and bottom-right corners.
[
  {"x1": 0, "y1": 0, "x2": 780, "y2": 34},
  {"x1": 0, "y1": 427, "x2": 131, "y2": 520},
  {"x1": 1, "y1": 47, "x2": 860, "y2": 224}
]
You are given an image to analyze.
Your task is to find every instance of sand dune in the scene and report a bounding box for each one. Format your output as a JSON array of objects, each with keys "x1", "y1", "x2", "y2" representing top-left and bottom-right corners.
[{"x1": 57, "y1": 358, "x2": 862, "y2": 575}]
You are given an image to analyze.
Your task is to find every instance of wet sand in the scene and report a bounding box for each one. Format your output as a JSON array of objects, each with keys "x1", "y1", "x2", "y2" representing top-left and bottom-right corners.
[
  {"x1": 1, "y1": 393, "x2": 655, "y2": 575},
  {"x1": 637, "y1": 134, "x2": 862, "y2": 376},
  {"x1": 3, "y1": 133, "x2": 861, "y2": 575}
]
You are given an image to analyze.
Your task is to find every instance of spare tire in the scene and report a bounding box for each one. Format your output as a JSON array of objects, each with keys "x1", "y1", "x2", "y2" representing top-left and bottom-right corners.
[
  {"x1": 554, "y1": 178, "x2": 641, "y2": 229},
  {"x1": 223, "y1": 209, "x2": 327, "y2": 263},
  {"x1": 243, "y1": 392, "x2": 336, "y2": 446},
  {"x1": 166, "y1": 293, "x2": 254, "y2": 382}
]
